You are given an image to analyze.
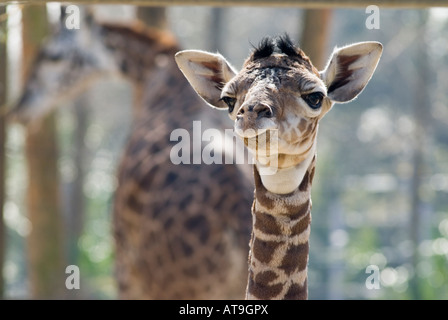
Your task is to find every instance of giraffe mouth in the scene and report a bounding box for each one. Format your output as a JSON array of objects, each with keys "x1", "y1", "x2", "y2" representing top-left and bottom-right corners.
[
  {"x1": 235, "y1": 127, "x2": 280, "y2": 165},
  {"x1": 234, "y1": 116, "x2": 277, "y2": 139},
  {"x1": 235, "y1": 127, "x2": 268, "y2": 139}
]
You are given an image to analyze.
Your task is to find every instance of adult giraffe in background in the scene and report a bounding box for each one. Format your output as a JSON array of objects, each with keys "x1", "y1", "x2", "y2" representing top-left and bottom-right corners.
[
  {"x1": 176, "y1": 35, "x2": 382, "y2": 299},
  {"x1": 11, "y1": 13, "x2": 252, "y2": 299}
]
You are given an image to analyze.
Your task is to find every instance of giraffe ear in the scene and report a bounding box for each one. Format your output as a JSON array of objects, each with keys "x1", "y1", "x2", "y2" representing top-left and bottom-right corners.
[
  {"x1": 320, "y1": 41, "x2": 383, "y2": 103},
  {"x1": 175, "y1": 50, "x2": 237, "y2": 109}
]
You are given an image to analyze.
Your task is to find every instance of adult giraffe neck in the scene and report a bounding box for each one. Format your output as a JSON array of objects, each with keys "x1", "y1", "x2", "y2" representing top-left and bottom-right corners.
[{"x1": 246, "y1": 155, "x2": 316, "y2": 300}]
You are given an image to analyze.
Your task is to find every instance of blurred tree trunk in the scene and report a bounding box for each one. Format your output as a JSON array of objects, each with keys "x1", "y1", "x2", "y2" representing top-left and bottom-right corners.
[
  {"x1": 22, "y1": 5, "x2": 65, "y2": 299},
  {"x1": 299, "y1": 9, "x2": 333, "y2": 299},
  {"x1": 0, "y1": 5, "x2": 7, "y2": 300},
  {"x1": 208, "y1": 7, "x2": 225, "y2": 53},
  {"x1": 54, "y1": 9, "x2": 88, "y2": 299},
  {"x1": 409, "y1": 10, "x2": 430, "y2": 300},
  {"x1": 65, "y1": 96, "x2": 88, "y2": 283},
  {"x1": 300, "y1": 9, "x2": 332, "y2": 70}
]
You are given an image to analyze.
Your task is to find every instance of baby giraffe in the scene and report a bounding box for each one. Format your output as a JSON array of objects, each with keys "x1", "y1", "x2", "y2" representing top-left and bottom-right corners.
[{"x1": 175, "y1": 35, "x2": 382, "y2": 300}]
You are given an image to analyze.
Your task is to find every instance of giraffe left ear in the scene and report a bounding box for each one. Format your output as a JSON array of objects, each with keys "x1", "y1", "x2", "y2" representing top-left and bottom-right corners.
[
  {"x1": 175, "y1": 50, "x2": 237, "y2": 109},
  {"x1": 320, "y1": 41, "x2": 383, "y2": 103}
]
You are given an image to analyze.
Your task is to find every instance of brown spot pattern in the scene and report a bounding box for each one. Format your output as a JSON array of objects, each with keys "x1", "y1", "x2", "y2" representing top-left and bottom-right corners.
[
  {"x1": 291, "y1": 211, "x2": 311, "y2": 234},
  {"x1": 287, "y1": 199, "x2": 311, "y2": 221},
  {"x1": 284, "y1": 281, "x2": 307, "y2": 300},
  {"x1": 279, "y1": 242, "x2": 309, "y2": 275},
  {"x1": 248, "y1": 270, "x2": 284, "y2": 299},
  {"x1": 255, "y1": 211, "x2": 282, "y2": 235},
  {"x1": 253, "y1": 239, "x2": 282, "y2": 264}
]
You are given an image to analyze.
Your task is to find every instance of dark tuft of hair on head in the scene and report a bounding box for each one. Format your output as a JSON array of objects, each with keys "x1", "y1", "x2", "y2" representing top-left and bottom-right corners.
[
  {"x1": 252, "y1": 37, "x2": 275, "y2": 61},
  {"x1": 276, "y1": 34, "x2": 299, "y2": 57}
]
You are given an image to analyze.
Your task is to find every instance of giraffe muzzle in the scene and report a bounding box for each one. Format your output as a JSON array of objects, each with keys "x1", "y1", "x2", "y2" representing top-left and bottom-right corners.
[{"x1": 235, "y1": 103, "x2": 276, "y2": 140}]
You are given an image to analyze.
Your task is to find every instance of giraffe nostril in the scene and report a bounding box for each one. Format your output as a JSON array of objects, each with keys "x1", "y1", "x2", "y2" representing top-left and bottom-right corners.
[
  {"x1": 262, "y1": 108, "x2": 272, "y2": 118},
  {"x1": 255, "y1": 104, "x2": 273, "y2": 119}
]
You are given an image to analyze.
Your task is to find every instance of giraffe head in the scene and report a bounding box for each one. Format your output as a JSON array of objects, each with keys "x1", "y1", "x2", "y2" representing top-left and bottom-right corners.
[
  {"x1": 10, "y1": 10, "x2": 178, "y2": 124},
  {"x1": 175, "y1": 35, "x2": 382, "y2": 193},
  {"x1": 9, "y1": 10, "x2": 119, "y2": 124}
]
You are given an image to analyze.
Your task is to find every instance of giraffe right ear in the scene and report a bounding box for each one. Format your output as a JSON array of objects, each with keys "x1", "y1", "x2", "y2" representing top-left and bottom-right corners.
[{"x1": 175, "y1": 50, "x2": 237, "y2": 109}]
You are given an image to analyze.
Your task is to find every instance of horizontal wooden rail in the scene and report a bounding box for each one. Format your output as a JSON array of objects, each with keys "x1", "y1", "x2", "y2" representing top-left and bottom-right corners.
[{"x1": 5, "y1": 0, "x2": 448, "y2": 8}]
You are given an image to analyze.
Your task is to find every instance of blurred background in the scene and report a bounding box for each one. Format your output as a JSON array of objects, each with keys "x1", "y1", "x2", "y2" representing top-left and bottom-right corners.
[{"x1": 0, "y1": 3, "x2": 447, "y2": 299}]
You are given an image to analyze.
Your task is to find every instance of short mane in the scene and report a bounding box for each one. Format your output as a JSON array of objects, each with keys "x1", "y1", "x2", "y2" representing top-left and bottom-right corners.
[
  {"x1": 250, "y1": 34, "x2": 316, "y2": 74},
  {"x1": 276, "y1": 34, "x2": 299, "y2": 57},
  {"x1": 252, "y1": 37, "x2": 275, "y2": 60},
  {"x1": 251, "y1": 34, "x2": 301, "y2": 61}
]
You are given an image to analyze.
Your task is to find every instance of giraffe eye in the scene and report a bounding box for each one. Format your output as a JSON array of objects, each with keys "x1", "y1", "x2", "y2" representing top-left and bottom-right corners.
[
  {"x1": 302, "y1": 92, "x2": 324, "y2": 109},
  {"x1": 220, "y1": 96, "x2": 237, "y2": 113}
]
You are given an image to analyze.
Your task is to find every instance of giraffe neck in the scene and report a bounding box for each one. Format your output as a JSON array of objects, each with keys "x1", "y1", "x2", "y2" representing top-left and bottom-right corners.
[
  {"x1": 98, "y1": 22, "x2": 202, "y2": 118},
  {"x1": 246, "y1": 155, "x2": 316, "y2": 300}
]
